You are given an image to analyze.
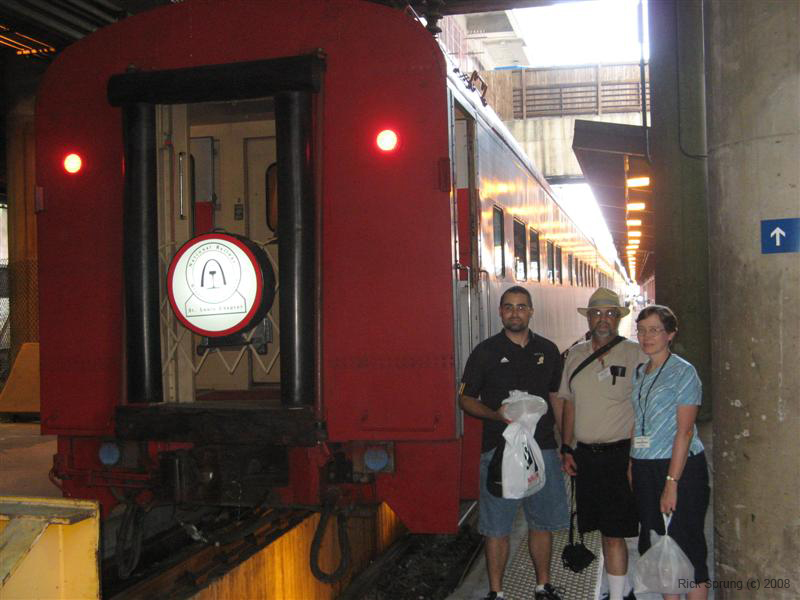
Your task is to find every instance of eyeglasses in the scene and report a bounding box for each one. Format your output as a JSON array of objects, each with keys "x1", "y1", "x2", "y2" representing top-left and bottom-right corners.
[
  {"x1": 587, "y1": 309, "x2": 620, "y2": 319},
  {"x1": 636, "y1": 327, "x2": 666, "y2": 336},
  {"x1": 502, "y1": 303, "x2": 531, "y2": 313}
]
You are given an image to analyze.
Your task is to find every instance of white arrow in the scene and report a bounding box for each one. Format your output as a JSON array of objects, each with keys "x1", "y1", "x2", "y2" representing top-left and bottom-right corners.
[{"x1": 771, "y1": 226, "x2": 786, "y2": 246}]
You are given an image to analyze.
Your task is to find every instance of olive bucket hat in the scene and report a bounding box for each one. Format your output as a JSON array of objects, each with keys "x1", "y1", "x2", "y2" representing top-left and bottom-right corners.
[{"x1": 577, "y1": 287, "x2": 630, "y2": 318}]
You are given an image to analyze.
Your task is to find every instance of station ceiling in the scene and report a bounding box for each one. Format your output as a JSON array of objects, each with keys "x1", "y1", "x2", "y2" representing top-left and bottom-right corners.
[
  {"x1": 573, "y1": 120, "x2": 654, "y2": 284},
  {"x1": 0, "y1": 0, "x2": 566, "y2": 57}
]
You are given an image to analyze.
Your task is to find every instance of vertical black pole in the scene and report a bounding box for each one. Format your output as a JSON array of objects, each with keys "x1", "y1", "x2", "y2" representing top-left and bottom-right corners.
[
  {"x1": 122, "y1": 102, "x2": 163, "y2": 403},
  {"x1": 275, "y1": 91, "x2": 315, "y2": 407}
]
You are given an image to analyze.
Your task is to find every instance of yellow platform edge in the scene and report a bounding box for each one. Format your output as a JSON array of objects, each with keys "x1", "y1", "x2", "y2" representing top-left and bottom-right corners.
[{"x1": 0, "y1": 495, "x2": 100, "y2": 600}]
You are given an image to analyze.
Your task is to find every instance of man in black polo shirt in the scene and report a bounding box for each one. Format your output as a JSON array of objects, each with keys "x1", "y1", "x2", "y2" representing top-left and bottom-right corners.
[{"x1": 459, "y1": 286, "x2": 568, "y2": 600}]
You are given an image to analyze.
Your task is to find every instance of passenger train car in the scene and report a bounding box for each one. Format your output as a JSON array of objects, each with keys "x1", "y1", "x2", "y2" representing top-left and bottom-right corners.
[{"x1": 35, "y1": 0, "x2": 624, "y2": 552}]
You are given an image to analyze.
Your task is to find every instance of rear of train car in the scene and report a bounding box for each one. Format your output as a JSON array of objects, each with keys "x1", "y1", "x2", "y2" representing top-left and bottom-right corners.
[{"x1": 34, "y1": 0, "x2": 625, "y2": 544}]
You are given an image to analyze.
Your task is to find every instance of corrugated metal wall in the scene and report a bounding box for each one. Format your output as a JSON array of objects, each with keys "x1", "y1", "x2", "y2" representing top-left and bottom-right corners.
[{"x1": 479, "y1": 64, "x2": 649, "y2": 179}]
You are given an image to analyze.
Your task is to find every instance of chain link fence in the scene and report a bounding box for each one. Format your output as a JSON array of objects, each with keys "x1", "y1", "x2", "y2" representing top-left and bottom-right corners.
[{"x1": 0, "y1": 258, "x2": 39, "y2": 385}]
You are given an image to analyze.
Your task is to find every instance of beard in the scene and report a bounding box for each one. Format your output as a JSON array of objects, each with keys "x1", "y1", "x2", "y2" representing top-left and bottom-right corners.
[
  {"x1": 591, "y1": 323, "x2": 617, "y2": 340},
  {"x1": 503, "y1": 319, "x2": 528, "y2": 332}
]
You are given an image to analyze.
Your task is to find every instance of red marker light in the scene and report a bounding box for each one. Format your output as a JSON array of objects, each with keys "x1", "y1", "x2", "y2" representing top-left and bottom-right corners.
[
  {"x1": 376, "y1": 129, "x2": 398, "y2": 152},
  {"x1": 63, "y1": 153, "x2": 82, "y2": 174}
]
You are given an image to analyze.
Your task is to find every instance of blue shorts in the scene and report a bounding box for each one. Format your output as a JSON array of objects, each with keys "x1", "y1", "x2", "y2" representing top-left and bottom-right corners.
[{"x1": 478, "y1": 447, "x2": 570, "y2": 538}]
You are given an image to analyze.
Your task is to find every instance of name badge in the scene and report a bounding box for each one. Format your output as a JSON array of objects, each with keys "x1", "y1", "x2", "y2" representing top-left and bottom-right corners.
[
  {"x1": 597, "y1": 367, "x2": 611, "y2": 382},
  {"x1": 633, "y1": 435, "x2": 651, "y2": 449}
]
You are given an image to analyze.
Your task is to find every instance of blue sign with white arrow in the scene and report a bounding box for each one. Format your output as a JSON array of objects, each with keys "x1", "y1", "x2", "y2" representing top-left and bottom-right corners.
[{"x1": 761, "y1": 218, "x2": 800, "y2": 254}]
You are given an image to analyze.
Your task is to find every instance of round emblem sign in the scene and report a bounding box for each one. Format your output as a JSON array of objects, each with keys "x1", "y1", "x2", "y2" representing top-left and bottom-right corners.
[{"x1": 167, "y1": 233, "x2": 275, "y2": 337}]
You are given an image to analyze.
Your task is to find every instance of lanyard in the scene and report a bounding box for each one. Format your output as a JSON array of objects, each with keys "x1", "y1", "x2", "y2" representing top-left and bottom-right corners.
[{"x1": 637, "y1": 353, "x2": 671, "y2": 436}]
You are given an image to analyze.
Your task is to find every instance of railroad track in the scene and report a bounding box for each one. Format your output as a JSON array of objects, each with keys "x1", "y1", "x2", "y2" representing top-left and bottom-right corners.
[
  {"x1": 340, "y1": 502, "x2": 482, "y2": 600},
  {"x1": 105, "y1": 506, "x2": 311, "y2": 600}
]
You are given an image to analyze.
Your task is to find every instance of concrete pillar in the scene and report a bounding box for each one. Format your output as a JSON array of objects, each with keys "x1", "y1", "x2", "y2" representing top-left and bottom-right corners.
[
  {"x1": 649, "y1": 0, "x2": 711, "y2": 418},
  {"x1": 705, "y1": 1, "x2": 800, "y2": 597}
]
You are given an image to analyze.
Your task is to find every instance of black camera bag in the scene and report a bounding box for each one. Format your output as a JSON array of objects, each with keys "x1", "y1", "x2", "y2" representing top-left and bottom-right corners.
[{"x1": 561, "y1": 476, "x2": 596, "y2": 573}]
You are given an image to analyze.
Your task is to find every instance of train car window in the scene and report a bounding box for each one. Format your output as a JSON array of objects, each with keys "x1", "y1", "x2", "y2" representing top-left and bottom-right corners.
[
  {"x1": 513, "y1": 220, "x2": 527, "y2": 280},
  {"x1": 546, "y1": 240, "x2": 555, "y2": 284},
  {"x1": 529, "y1": 228, "x2": 541, "y2": 281},
  {"x1": 568, "y1": 254, "x2": 574, "y2": 286},
  {"x1": 493, "y1": 207, "x2": 505, "y2": 278},
  {"x1": 555, "y1": 246, "x2": 563, "y2": 284}
]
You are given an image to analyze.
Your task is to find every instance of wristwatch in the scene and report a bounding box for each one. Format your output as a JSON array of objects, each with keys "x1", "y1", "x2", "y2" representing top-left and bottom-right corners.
[{"x1": 560, "y1": 444, "x2": 574, "y2": 455}]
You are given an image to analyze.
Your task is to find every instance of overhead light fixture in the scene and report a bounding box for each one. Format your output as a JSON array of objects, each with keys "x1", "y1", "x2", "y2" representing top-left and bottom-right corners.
[
  {"x1": 628, "y1": 231, "x2": 642, "y2": 238},
  {"x1": 626, "y1": 219, "x2": 642, "y2": 226},
  {"x1": 627, "y1": 202, "x2": 646, "y2": 211},
  {"x1": 0, "y1": 25, "x2": 55, "y2": 56},
  {"x1": 627, "y1": 241, "x2": 640, "y2": 247},
  {"x1": 626, "y1": 249, "x2": 636, "y2": 255},
  {"x1": 626, "y1": 176, "x2": 650, "y2": 188}
]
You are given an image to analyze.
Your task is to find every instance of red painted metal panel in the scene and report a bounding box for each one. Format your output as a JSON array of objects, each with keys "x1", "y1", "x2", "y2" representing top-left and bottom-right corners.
[
  {"x1": 36, "y1": 0, "x2": 465, "y2": 528},
  {"x1": 36, "y1": 0, "x2": 453, "y2": 440},
  {"x1": 459, "y1": 414, "x2": 482, "y2": 499},
  {"x1": 193, "y1": 201, "x2": 214, "y2": 234},
  {"x1": 376, "y1": 441, "x2": 461, "y2": 533}
]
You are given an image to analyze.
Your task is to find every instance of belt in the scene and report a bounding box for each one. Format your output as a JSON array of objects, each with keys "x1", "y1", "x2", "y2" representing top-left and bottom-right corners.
[{"x1": 577, "y1": 439, "x2": 630, "y2": 454}]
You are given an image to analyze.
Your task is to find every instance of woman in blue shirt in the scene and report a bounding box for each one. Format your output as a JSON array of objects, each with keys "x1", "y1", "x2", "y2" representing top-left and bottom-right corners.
[{"x1": 630, "y1": 305, "x2": 710, "y2": 600}]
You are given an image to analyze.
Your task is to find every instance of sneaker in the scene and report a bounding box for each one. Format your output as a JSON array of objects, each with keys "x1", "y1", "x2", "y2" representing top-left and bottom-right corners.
[
  {"x1": 600, "y1": 592, "x2": 636, "y2": 600},
  {"x1": 534, "y1": 583, "x2": 563, "y2": 600},
  {"x1": 482, "y1": 593, "x2": 501, "y2": 600}
]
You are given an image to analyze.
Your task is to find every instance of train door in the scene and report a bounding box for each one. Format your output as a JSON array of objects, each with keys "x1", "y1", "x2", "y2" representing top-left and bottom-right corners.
[
  {"x1": 452, "y1": 101, "x2": 485, "y2": 499},
  {"x1": 156, "y1": 100, "x2": 280, "y2": 402},
  {"x1": 452, "y1": 103, "x2": 483, "y2": 373}
]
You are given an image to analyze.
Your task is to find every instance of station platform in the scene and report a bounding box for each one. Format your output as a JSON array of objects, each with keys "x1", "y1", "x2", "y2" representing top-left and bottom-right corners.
[
  {"x1": 448, "y1": 420, "x2": 715, "y2": 600},
  {"x1": 0, "y1": 422, "x2": 58, "y2": 498},
  {"x1": 448, "y1": 313, "x2": 715, "y2": 600}
]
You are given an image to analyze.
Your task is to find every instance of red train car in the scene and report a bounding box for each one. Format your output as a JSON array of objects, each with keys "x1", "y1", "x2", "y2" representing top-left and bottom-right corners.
[{"x1": 35, "y1": 0, "x2": 623, "y2": 549}]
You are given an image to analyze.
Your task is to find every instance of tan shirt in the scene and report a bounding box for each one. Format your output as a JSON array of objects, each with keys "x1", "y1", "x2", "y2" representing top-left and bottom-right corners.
[{"x1": 558, "y1": 338, "x2": 648, "y2": 444}]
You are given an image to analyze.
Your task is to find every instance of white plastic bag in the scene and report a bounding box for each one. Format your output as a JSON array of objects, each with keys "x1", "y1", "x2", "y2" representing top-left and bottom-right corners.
[
  {"x1": 498, "y1": 391, "x2": 548, "y2": 499},
  {"x1": 633, "y1": 514, "x2": 695, "y2": 595}
]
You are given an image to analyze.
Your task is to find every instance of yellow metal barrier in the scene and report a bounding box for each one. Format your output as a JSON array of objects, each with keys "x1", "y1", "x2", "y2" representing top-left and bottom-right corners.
[
  {"x1": 0, "y1": 343, "x2": 40, "y2": 414},
  {"x1": 0, "y1": 496, "x2": 100, "y2": 600}
]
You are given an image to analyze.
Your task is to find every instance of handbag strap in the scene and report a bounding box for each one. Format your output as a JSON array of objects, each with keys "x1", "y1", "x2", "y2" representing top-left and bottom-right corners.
[
  {"x1": 568, "y1": 335, "x2": 625, "y2": 391},
  {"x1": 568, "y1": 476, "x2": 585, "y2": 546}
]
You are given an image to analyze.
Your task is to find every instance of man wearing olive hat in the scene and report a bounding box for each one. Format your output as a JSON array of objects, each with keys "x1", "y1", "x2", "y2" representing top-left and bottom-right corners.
[{"x1": 558, "y1": 288, "x2": 647, "y2": 600}]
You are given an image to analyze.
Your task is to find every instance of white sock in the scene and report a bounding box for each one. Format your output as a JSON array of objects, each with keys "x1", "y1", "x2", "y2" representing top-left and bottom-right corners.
[
  {"x1": 495, "y1": 592, "x2": 505, "y2": 599},
  {"x1": 608, "y1": 574, "x2": 626, "y2": 600}
]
